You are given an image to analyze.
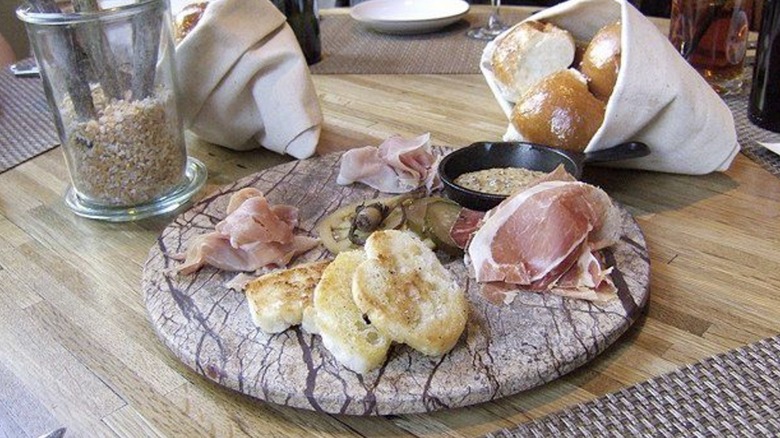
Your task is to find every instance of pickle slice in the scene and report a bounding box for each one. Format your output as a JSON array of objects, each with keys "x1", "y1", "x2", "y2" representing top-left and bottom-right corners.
[
  {"x1": 405, "y1": 197, "x2": 441, "y2": 235},
  {"x1": 424, "y1": 200, "x2": 463, "y2": 256},
  {"x1": 316, "y1": 196, "x2": 406, "y2": 254}
]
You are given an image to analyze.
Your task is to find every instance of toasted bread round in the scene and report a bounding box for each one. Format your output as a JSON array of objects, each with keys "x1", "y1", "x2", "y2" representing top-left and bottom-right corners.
[
  {"x1": 510, "y1": 69, "x2": 605, "y2": 152},
  {"x1": 312, "y1": 250, "x2": 391, "y2": 374},
  {"x1": 579, "y1": 21, "x2": 622, "y2": 101},
  {"x1": 353, "y1": 230, "x2": 468, "y2": 357},
  {"x1": 244, "y1": 261, "x2": 329, "y2": 333},
  {"x1": 491, "y1": 21, "x2": 576, "y2": 103}
]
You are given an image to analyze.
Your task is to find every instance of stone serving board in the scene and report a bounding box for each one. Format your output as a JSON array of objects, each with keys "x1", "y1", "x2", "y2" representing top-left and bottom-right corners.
[{"x1": 142, "y1": 151, "x2": 650, "y2": 415}]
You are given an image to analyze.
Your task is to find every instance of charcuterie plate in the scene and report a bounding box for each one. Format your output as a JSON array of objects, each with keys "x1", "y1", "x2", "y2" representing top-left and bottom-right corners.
[{"x1": 142, "y1": 150, "x2": 650, "y2": 415}]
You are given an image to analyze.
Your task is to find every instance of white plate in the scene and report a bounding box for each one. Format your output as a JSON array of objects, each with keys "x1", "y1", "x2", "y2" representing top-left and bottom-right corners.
[{"x1": 350, "y1": 0, "x2": 470, "y2": 35}]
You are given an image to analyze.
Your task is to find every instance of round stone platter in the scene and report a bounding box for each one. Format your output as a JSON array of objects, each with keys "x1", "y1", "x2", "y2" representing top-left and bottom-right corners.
[{"x1": 142, "y1": 151, "x2": 650, "y2": 415}]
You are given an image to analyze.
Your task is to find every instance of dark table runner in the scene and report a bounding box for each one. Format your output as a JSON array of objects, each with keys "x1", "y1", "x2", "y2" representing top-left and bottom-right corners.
[
  {"x1": 311, "y1": 10, "x2": 530, "y2": 75},
  {"x1": 487, "y1": 335, "x2": 780, "y2": 437},
  {"x1": 0, "y1": 66, "x2": 58, "y2": 174}
]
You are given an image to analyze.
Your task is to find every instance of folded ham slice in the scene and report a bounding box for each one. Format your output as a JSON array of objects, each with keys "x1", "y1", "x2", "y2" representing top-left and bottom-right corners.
[
  {"x1": 173, "y1": 189, "x2": 318, "y2": 274},
  {"x1": 467, "y1": 177, "x2": 620, "y2": 303},
  {"x1": 337, "y1": 133, "x2": 441, "y2": 193},
  {"x1": 216, "y1": 197, "x2": 297, "y2": 248}
]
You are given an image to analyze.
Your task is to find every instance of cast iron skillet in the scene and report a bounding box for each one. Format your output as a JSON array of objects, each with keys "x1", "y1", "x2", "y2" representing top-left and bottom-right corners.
[{"x1": 438, "y1": 141, "x2": 650, "y2": 211}]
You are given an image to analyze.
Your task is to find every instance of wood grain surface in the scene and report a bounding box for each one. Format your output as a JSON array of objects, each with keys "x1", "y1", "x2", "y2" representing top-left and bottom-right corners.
[
  {"x1": 1, "y1": 6, "x2": 779, "y2": 437},
  {"x1": 142, "y1": 151, "x2": 650, "y2": 415}
]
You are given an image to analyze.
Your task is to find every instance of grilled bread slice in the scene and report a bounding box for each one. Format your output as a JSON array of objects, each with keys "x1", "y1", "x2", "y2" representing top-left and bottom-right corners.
[
  {"x1": 311, "y1": 250, "x2": 391, "y2": 374},
  {"x1": 353, "y1": 230, "x2": 468, "y2": 356},
  {"x1": 244, "y1": 261, "x2": 330, "y2": 333}
]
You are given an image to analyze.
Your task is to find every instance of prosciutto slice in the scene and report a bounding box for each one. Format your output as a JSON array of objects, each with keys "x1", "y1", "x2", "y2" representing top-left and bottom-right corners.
[
  {"x1": 336, "y1": 133, "x2": 441, "y2": 193},
  {"x1": 467, "y1": 178, "x2": 620, "y2": 302},
  {"x1": 549, "y1": 249, "x2": 616, "y2": 302},
  {"x1": 449, "y1": 208, "x2": 485, "y2": 250},
  {"x1": 174, "y1": 190, "x2": 318, "y2": 274}
]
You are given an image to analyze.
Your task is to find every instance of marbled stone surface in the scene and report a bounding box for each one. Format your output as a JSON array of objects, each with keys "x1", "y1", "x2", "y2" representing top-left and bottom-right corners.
[{"x1": 142, "y1": 152, "x2": 650, "y2": 415}]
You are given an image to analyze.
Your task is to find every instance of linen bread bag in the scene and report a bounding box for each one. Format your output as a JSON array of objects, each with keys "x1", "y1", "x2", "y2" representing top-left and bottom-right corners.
[
  {"x1": 174, "y1": 0, "x2": 322, "y2": 159},
  {"x1": 481, "y1": 0, "x2": 739, "y2": 175}
]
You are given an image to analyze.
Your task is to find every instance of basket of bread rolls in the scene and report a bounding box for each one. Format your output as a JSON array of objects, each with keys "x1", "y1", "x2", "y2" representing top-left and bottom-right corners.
[{"x1": 481, "y1": 0, "x2": 739, "y2": 175}]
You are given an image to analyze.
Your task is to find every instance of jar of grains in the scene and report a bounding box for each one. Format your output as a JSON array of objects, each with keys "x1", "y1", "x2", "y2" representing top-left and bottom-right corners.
[{"x1": 17, "y1": 0, "x2": 206, "y2": 221}]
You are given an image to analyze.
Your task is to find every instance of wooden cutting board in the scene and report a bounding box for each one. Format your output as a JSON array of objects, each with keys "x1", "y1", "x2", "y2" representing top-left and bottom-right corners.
[{"x1": 142, "y1": 151, "x2": 650, "y2": 415}]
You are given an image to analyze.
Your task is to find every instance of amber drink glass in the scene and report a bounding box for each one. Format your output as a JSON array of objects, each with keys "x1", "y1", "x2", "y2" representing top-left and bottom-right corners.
[
  {"x1": 17, "y1": 0, "x2": 206, "y2": 221},
  {"x1": 669, "y1": 0, "x2": 753, "y2": 95}
]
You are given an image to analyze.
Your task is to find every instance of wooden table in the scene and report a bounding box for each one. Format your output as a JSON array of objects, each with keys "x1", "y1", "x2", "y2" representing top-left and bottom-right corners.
[{"x1": 2, "y1": 6, "x2": 779, "y2": 437}]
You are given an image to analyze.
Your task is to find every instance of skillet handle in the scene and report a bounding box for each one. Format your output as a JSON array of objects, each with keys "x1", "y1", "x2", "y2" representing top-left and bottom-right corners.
[{"x1": 581, "y1": 142, "x2": 650, "y2": 164}]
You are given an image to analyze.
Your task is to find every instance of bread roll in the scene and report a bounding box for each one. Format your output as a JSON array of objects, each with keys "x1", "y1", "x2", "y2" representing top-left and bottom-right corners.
[
  {"x1": 579, "y1": 21, "x2": 622, "y2": 101},
  {"x1": 572, "y1": 40, "x2": 589, "y2": 71},
  {"x1": 511, "y1": 69, "x2": 605, "y2": 152},
  {"x1": 491, "y1": 21, "x2": 576, "y2": 103}
]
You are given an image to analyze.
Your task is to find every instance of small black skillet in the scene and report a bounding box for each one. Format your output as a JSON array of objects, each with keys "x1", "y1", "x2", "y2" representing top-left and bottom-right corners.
[{"x1": 438, "y1": 141, "x2": 650, "y2": 211}]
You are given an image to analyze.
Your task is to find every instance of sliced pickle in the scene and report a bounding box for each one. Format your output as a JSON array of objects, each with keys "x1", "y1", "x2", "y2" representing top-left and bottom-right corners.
[
  {"x1": 381, "y1": 203, "x2": 406, "y2": 230},
  {"x1": 316, "y1": 195, "x2": 406, "y2": 254},
  {"x1": 405, "y1": 197, "x2": 441, "y2": 235},
  {"x1": 424, "y1": 200, "x2": 463, "y2": 256},
  {"x1": 316, "y1": 204, "x2": 360, "y2": 254}
]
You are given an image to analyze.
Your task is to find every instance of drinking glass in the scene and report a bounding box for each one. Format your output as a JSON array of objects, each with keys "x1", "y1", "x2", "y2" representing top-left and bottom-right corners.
[
  {"x1": 467, "y1": 0, "x2": 510, "y2": 40},
  {"x1": 668, "y1": 0, "x2": 754, "y2": 95}
]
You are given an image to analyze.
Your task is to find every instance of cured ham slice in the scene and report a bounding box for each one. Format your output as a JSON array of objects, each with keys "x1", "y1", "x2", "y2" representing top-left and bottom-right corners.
[
  {"x1": 550, "y1": 249, "x2": 616, "y2": 302},
  {"x1": 449, "y1": 208, "x2": 485, "y2": 250},
  {"x1": 226, "y1": 187, "x2": 263, "y2": 214},
  {"x1": 467, "y1": 179, "x2": 620, "y2": 302},
  {"x1": 174, "y1": 234, "x2": 319, "y2": 275},
  {"x1": 174, "y1": 190, "x2": 318, "y2": 274},
  {"x1": 480, "y1": 239, "x2": 616, "y2": 301},
  {"x1": 215, "y1": 196, "x2": 297, "y2": 247},
  {"x1": 337, "y1": 133, "x2": 441, "y2": 193},
  {"x1": 450, "y1": 165, "x2": 575, "y2": 252}
]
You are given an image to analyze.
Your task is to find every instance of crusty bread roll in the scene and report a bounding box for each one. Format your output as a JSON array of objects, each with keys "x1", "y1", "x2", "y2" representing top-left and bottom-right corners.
[
  {"x1": 491, "y1": 21, "x2": 576, "y2": 103},
  {"x1": 353, "y1": 230, "x2": 467, "y2": 357},
  {"x1": 573, "y1": 40, "x2": 589, "y2": 72},
  {"x1": 579, "y1": 21, "x2": 622, "y2": 101},
  {"x1": 511, "y1": 69, "x2": 605, "y2": 152},
  {"x1": 244, "y1": 261, "x2": 329, "y2": 333},
  {"x1": 310, "y1": 251, "x2": 391, "y2": 374}
]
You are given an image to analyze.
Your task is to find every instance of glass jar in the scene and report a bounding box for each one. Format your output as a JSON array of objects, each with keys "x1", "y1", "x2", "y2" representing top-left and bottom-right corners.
[{"x1": 17, "y1": 0, "x2": 206, "y2": 221}]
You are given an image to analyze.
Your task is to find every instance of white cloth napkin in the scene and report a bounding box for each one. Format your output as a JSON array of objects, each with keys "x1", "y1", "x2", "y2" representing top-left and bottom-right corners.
[
  {"x1": 481, "y1": 0, "x2": 739, "y2": 175},
  {"x1": 175, "y1": 0, "x2": 322, "y2": 159},
  {"x1": 760, "y1": 142, "x2": 780, "y2": 157}
]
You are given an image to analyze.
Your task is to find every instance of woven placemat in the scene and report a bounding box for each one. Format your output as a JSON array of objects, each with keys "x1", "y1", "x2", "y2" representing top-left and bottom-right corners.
[
  {"x1": 487, "y1": 335, "x2": 780, "y2": 437},
  {"x1": 724, "y1": 86, "x2": 780, "y2": 177},
  {"x1": 0, "y1": 66, "x2": 59, "y2": 174},
  {"x1": 310, "y1": 10, "x2": 531, "y2": 75}
]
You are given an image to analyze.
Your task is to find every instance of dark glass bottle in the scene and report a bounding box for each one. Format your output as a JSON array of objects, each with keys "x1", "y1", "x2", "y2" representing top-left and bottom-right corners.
[
  {"x1": 748, "y1": 0, "x2": 780, "y2": 132},
  {"x1": 274, "y1": 0, "x2": 322, "y2": 65}
]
